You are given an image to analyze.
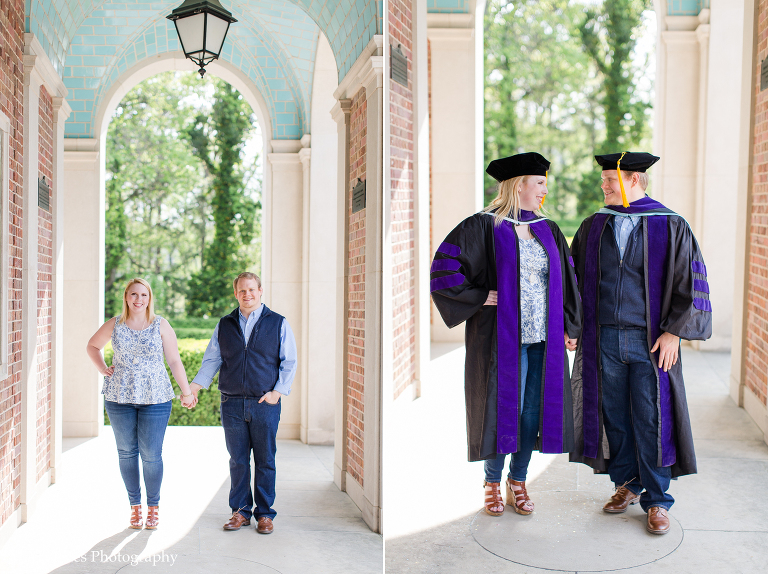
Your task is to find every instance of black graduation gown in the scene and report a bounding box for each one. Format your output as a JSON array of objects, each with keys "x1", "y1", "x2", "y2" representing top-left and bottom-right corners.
[
  {"x1": 431, "y1": 211, "x2": 583, "y2": 462},
  {"x1": 569, "y1": 201, "x2": 712, "y2": 478}
]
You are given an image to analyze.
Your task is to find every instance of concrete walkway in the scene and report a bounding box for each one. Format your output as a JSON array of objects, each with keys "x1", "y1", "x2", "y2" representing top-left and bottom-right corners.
[
  {"x1": 386, "y1": 344, "x2": 768, "y2": 573},
  {"x1": 0, "y1": 428, "x2": 382, "y2": 574}
]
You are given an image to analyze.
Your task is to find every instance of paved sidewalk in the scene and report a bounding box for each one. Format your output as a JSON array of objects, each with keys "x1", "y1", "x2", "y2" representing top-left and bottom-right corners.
[
  {"x1": 386, "y1": 344, "x2": 768, "y2": 573},
  {"x1": 0, "y1": 428, "x2": 382, "y2": 574}
]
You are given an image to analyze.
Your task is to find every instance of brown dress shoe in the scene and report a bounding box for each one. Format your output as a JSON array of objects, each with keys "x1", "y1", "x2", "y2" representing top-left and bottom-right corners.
[
  {"x1": 603, "y1": 486, "x2": 641, "y2": 513},
  {"x1": 223, "y1": 512, "x2": 251, "y2": 531},
  {"x1": 146, "y1": 506, "x2": 159, "y2": 529},
  {"x1": 257, "y1": 517, "x2": 274, "y2": 534},
  {"x1": 647, "y1": 507, "x2": 671, "y2": 535},
  {"x1": 129, "y1": 505, "x2": 143, "y2": 529}
]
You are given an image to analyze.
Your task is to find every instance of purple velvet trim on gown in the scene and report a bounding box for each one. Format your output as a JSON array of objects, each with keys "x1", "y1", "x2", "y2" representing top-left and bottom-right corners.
[
  {"x1": 693, "y1": 298, "x2": 712, "y2": 312},
  {"x1": 581, "y1": 214, "x2": 609, "y2": 459},
  {"x1": 604, "y1": 197, "x2": 669, "y2": 215},
  {"x1": 693, "y1": 279, "x2": 709, "y2": 294},
  {"x1": 691, "y1": 260, "x2": 707, "y2": 275},
  {"x1": 530, "y1": 220, "x2": 565, "y2": 453},
  {"x1": 647, "y1": 216, "x2": 677, "y2": 467},
  {"x1": 431, "y1": 259, "x2": 461, "y2": 273},
  {"x1": 437, "y1": 242, "x2": 461, "y2": 257},
  {"x1": 494, "y1": 221, "x2": 520, "y2": 453},
  {"x1": 430, "y1": 273, "x2": 466, "y2": 293}
]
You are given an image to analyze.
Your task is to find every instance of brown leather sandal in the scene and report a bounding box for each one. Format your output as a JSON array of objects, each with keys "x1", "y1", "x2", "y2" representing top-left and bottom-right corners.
[
  {"x1": 506, "y1": 479, "x2": 534, "y2": 515},
  {"x1": 146, "y1": 506, "x2": 159, "y2": 529},
  {"x1": 483, "y1": 481, "x2": 504, "y2": 516},
  {"x1": 129, "y1": 505, "x2": 143, "y2": 529}
]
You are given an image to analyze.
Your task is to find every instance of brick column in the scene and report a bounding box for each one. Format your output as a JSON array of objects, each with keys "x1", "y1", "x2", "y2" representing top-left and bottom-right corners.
[{"x1": 331, "y1": 98, "x2": 352, "y2": 491}]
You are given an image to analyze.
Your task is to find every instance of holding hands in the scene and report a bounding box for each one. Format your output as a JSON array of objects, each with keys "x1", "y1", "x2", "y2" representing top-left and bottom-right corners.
[{"x1": 564, "y1": 333, "x2": 578, "y2": 352}]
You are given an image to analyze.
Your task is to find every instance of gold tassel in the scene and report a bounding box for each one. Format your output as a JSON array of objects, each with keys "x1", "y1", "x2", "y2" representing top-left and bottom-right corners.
[
  {"x1": 540, "y1": 170, "x2": 547, "y2": 208},
  {"x1": 616, "y1": 151, "x2": 629, "y2": 208}
]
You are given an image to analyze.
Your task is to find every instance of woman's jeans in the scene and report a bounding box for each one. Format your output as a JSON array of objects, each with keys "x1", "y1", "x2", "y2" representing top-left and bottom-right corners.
[
  {"x1": 484, "y1": 341, "x2": 545, "y2": 483},
  {"x1": 105, "y1": 400, "x2": 172, "y2": 507},
  {"x1": 600, "y1": 327, "x2": 674, "y2": 511}
]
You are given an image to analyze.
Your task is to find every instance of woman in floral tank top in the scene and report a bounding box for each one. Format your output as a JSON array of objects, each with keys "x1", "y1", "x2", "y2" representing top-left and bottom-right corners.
[{"x1": 87, "y1": 278, "x2": 197, "y2": 530}]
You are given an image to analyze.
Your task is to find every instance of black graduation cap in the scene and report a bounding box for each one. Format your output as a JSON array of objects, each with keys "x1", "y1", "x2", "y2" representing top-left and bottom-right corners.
[
  {"x1": 594, "y1": 151, "x2": 660, "y2": 173},
  {"x1": 595, "y1": 151, "x2": 660, "y2": 207},
  {"x1": 486, "y1": 152, "x2": 550, "y2": 183}
]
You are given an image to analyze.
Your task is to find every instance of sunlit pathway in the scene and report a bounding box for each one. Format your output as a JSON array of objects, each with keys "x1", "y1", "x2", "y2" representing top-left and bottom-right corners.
[
  {"x1": 386, "y1": 344, "x2": 768, "y2": 573},
  {"x1": 0, "y1": 428, "x2": 381, "y2": 574}
]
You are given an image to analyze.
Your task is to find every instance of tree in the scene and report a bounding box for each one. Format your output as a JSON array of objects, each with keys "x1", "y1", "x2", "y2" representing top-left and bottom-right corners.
[
  {"x1": 185, "y1": 80, "x2": 258, "y2": 316},
  {"x1": 484, "y1": 0, "x2": 654, "y2": 227},
  {"x1": 577, "y1": 0, "x2": 653, "y2": 215},
  {"x1": 104, "y1": 72, "x2": 262, "y2": 319},
  {"x1": 485, "y1": 0, "x2": 604, "y2": 232}
]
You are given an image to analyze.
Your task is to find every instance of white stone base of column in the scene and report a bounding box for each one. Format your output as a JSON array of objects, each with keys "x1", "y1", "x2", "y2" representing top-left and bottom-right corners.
[
  {"x1": 743, "y1": 387, "x2": 768, "y2": 446},
  {"x1": 345, "y1": 472, "x2": 380, "y2": 533}
]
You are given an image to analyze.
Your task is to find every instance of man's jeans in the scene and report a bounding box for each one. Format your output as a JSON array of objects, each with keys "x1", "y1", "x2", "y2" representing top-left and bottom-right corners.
[
  {"x1": 105, "y1": 400, "x2": 172, "y2": 507},
  {"x1": 221, "y1": 396, "x2": 281, "y2": 520},
  {"x1": 485, "y1": 341, "x2": 545, "y2": 483},
  {"x1": 600, "y1": 327, "x2": 674, "y2": 511}
]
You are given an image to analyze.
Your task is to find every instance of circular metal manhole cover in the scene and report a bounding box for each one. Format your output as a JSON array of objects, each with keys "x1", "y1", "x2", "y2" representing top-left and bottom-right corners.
[{"x1": 470, "y1": 490, "x2": 683, "y2": 572}]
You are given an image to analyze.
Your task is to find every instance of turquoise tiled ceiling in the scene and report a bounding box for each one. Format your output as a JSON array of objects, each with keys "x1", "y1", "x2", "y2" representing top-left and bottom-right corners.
[
  {"x1": 667, "y1": 0, "x2": 709, "y2": 15},
  {"x1": 427, "y1": 0, "x2": 469, "y2": 13},
  {"x1": 27, "y1": 0, "x2": 383, "y2": 140}
]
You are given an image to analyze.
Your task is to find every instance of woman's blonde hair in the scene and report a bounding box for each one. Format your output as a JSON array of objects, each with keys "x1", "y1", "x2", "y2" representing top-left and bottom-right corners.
[
  {"x1": 119, "y1": 278, "x2": 156, "y2": 325},
  {"x1": 483, "y1": 175, "x2": 545, "y2": 226}
]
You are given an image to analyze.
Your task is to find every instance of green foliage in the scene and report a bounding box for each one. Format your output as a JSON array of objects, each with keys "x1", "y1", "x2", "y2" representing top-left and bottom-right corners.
[
  {"x1": 104, "y1": 72, "x2": 261, "y2": 320},
  {"x1": 185, "y1": 81, "x2": 259, "y2": 317},
  {"x1": 103, "y1": 338, "x2": 222, "y2": 426},
  {"x1": 484, "y1": 0, "x2": 654, "y2": 224}
]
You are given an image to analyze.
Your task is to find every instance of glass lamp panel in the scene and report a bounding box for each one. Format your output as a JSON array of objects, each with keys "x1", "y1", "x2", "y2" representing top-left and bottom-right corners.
[
  {"x1": 175, "y1": 13, "x2": 205, "y2": 54},
  {"x1": 204, "y1": 13, "x2": 229, "y2": 55}
]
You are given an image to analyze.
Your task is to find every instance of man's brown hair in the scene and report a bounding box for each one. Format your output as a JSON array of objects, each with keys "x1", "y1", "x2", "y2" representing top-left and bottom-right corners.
[{"x1": 233, "y1": 272, "x2": 262, "y2": 291}]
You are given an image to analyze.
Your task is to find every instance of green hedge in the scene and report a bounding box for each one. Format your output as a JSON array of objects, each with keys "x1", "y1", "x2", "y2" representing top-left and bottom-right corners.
[{"x1": 103, "y1": 338, "x2": 221, "y2": 426}]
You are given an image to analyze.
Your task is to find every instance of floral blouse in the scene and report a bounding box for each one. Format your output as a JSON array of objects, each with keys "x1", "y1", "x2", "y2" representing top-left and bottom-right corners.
[
  {"x1": 519, "y1": 237, "x2": 549, "y2": 344},
  {"x1": 102, "y1": 317, "x2": 175, "y2": 404}
]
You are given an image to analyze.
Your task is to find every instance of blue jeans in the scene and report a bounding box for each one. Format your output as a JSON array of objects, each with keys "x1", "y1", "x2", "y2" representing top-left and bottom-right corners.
[
  {"x1": 600, "y1": 327, "x2": 674, "y2": 511},
  {"x1": 105, "y1": 400, "x2": 172, "y2": 507},
  {"x1": 485, "y1": 342, "x2": 545, "y2": 482},
  {"x1": 221, "y1": 396, "x2": 281, "y2": 520}
]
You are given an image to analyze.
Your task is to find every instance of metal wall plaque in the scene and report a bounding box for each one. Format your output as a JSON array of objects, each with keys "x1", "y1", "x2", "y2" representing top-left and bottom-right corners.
[
  {"x1": 38, "y1": 176, "x2": 50, "y2": 212},
  {"x1": 762, "y1": 58, "x2": 768, "y2": 91},
  {"x1": 352, "y1": 179, "x2": 366, "y2": 214},
  {"x1": 391, "y1": 44, "x2": 408, "y2": 87}
]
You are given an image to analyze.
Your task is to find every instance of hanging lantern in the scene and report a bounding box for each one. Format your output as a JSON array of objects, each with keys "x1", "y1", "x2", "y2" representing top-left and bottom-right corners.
[{"x1": 167, "y1": 0, "x2": 237, "y2": 78}]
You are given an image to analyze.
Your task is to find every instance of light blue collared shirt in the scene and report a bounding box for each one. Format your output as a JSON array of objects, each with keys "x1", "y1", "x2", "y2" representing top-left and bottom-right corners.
[
  {"x1": 613, "y1": 214, "x2": 640, "y2": 260},
  {"x1": 192, "y1": 304, "x2": 297, "y2": 395}
]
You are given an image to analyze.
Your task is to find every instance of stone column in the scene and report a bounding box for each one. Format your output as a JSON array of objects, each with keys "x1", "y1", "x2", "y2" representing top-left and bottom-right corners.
[
  {"x1": 655, "y1": 17, "x2": 699, "y2": 218},
  {"x1": 428, "y1": 13, "x2": 483, "y2": 343},
  {"x1": 265, "y1": 140, "x2": 304, "y2": 439},
  {"x1": 302, "y1": 35, "x2": 340, "y2": 445},
  {"x1": 331, "y1": 99, "x2": 352, "y2": 491},
  {"x1": 62, "y1": 138, "x2": 103, "y2": 438},
  {"x1": 50, "y1": 97, "x2": 71, "y2": 482},
  {"x1": 20, "y1": 45, "x2": 43, "y2": 523}
]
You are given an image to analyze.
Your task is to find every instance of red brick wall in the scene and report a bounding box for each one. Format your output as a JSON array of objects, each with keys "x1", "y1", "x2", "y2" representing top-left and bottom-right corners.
[
  {"x1": 0, "y1": 0, "x2": 25, "y2": 528},
  {"x1": 390, "y1": 0, "x2": 416, "y2": 400},
  {"x1": 347, "y1": 88, "x2": 367, "y2": 487},
  {"x1": 36, "y1": 86, "x2": 53, "y2": 482},
  {"x1": 746, "y1": 0, "x2": 768, "y2": 406}
]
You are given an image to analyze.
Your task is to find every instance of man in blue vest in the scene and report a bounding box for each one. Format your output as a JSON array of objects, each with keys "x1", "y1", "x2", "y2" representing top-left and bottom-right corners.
[{"x1": 190, "y1": 272, "x2": 297, "y2": 534}]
